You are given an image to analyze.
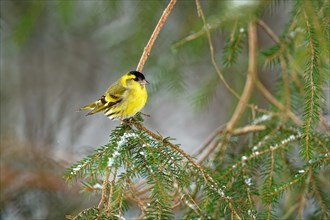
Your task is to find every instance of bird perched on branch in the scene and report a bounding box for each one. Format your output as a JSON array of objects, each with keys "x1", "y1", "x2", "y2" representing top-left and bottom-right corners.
[{"x1": 79, "y1": 70, "x2": 149, "y2": 120}]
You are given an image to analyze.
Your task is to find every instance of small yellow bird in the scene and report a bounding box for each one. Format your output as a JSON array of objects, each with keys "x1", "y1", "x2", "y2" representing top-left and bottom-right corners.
[{"x1": 79, "y1": 71, "x2": 149, "y2": 120}]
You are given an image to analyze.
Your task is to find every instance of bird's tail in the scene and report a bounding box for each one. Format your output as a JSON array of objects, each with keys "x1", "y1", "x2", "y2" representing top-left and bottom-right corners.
[
  {"x1": 79, "y1": 102, "x2": 96, "y2": 111},
  {"x1": 78, "y1": 100, "x2": 107, "y2": 116}
]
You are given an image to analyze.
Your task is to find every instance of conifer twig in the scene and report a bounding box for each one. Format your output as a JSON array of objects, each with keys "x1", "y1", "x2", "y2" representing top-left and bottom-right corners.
[{"x1": 136, "y1": 0, "x2": 177, "y2": 72}]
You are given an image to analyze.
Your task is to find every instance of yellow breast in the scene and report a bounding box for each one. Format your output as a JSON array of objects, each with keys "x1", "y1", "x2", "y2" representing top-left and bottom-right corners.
[
  {"x1": 123, "y1": 86, "x2": 148, "y2": 116},
  {"x1": 107, "y1": 85, "x2": 147, "y2": 120}
]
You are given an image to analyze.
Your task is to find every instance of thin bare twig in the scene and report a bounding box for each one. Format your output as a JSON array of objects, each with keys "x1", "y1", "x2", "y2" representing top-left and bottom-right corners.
[
  {"x1": 136, "y1": 0, "x2": 177, "y2": 72},
  {"x1": 232, "y1": 124, "x2": 266, "y2": 135},
  {"x1": 195, "y1": 0, "x2": 240, "y2": 99},
  {"x1": 257, "y1": 19, "x2": 280, "y2": 43},
  {"x1": 226, "y1": 21, "x2": 258, "y2": 131},
  {"x1": 192, "y1": 124, "x2": 226, "y2": 157}
]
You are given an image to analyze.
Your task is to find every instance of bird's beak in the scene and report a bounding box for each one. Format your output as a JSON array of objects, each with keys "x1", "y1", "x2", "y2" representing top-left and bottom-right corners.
[{"x1": 139, "y1": 79, "x2": 149, "y2": 85}]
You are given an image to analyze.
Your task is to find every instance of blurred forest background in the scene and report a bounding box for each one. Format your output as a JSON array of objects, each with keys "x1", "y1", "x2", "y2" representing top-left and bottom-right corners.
[{"x1": 0, "y1": 0, "x2": 329, "y2": 219}]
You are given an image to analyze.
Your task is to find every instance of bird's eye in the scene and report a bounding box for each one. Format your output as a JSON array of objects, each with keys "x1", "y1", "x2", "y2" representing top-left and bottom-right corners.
[{"x1": 134, "y1": 78, "x2": 139, "y2": 81}]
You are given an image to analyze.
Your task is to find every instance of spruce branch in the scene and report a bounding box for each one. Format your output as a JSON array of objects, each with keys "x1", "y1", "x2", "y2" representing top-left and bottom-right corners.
[
  {"x1": 301, "y1": 2, "x2": 321, "y2": 160},
  {"x1": 136, "y1": 0, "x2": 177, "y2": 72},
  {"x1": 130, "y1": 120, "x2": 242, "y2": 219},
  {"x1": 221, "y1": 130, "x2": 302, "y2": 179},
  {"x1": 131, "y1": 120, "x2": 213, "y2": 184}
]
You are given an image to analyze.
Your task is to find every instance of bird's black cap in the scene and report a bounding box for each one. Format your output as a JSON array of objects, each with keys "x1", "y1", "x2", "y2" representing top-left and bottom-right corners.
[{"x1": 130, "y1": 70, "x2": 146, "y2": 80}]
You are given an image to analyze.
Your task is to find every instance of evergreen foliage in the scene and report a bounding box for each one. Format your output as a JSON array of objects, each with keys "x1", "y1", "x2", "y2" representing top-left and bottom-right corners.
[
  {"x1": 65, "y1": 115, "x2": 246, "y2": 219},
  {"x1": 222, "y1": 21, "x2": 247, "y2": 68},
  {"x1": 64, "y1": 0, "x2": 329, "y2": 219},
  {"x1": 65, "y1": 114, "x2": 329, "y2": 219}
]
